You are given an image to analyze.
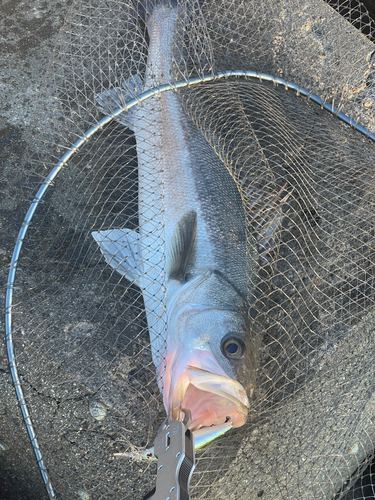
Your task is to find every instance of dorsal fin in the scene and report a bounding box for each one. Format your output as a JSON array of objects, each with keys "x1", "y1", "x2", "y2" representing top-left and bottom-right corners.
[
  {"x1": 168, "y1": 211, "x2": 197, "y2": 282},
  {"x1": 246, "y1": 183, "x2": 292, "y2": 265}
]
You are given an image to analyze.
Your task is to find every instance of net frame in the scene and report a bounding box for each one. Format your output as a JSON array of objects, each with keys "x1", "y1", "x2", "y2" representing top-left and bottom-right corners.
[{"x1": 6, "y1": 70, "x2": 375, "y2": 499}]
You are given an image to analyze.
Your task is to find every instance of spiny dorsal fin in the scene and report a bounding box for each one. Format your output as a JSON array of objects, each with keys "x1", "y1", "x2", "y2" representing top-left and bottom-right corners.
[
  {"x1": 246, "y1": 183, "x2": 292, "y2": 265},
  {"x1": 168, "y1": 211, "x2": 197, "y2": 282}
]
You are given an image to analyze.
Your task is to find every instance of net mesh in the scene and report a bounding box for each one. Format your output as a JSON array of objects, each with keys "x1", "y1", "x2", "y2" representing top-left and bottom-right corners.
[
  {"x1": 8, "y1": 0, "x2": 375, "y2": 499},
  {"x1": 327, "y1": 0, "x2": 375, "y2": 40}
]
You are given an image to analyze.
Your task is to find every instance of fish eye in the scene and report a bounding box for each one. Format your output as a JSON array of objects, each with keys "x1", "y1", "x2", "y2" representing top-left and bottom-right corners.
[{"x1": 221, "y1": 336, "x2": 245, "y2": 360}]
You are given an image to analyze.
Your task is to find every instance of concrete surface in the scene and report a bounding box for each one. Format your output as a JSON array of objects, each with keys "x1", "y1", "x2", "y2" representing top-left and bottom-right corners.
[
  {"x1": 1, "y1": 1, "x2": 375, "y2": 500},
  {"x1": 0, "y1": 1, "x2": 71, "y2": 498}
]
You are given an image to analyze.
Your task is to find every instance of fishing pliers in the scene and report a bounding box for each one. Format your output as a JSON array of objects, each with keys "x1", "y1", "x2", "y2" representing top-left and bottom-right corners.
[{"x1": 143, "y1": 413, "x2": 196, "y2": 500}]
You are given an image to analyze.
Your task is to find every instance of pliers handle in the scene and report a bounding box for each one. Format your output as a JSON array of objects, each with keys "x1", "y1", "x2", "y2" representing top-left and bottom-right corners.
[{"x1": 143, "y1": 419, "x2": 195, "y2": 500}]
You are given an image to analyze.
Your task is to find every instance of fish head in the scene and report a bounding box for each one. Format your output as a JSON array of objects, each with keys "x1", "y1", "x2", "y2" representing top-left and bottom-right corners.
[{"x1": 162, "y1": 271, "x2": 259, "y2": 431}]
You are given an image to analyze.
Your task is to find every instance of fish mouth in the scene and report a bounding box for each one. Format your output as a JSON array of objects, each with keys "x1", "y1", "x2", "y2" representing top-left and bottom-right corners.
[{"x1": 170, "y1": 365, "x2": 249, "y2": 430}]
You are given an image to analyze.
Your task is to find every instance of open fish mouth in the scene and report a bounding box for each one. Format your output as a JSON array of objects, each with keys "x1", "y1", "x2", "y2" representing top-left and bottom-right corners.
[{"x1": 170, "y1": 365, "x2": 250, "y2": 430}]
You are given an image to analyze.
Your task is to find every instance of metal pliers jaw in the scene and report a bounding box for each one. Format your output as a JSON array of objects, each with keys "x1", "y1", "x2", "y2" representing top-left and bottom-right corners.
[{"x1": 143, "y1": 414, "x2": 196, "y2": 500}]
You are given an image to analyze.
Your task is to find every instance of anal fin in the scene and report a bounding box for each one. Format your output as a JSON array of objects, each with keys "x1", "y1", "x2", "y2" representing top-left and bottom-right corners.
[{"x1": 95, "y1": 75, "x2": 143, "y2": 129}]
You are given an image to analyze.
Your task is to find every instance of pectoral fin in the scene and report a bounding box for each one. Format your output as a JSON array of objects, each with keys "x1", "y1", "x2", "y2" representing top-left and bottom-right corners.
[
  {"x1": 95, "y1": 74, "x2": 143, "y2": 129},
  {"x1": 168, "y1": 211, "x2": 197, "y2": 282},
  {"x1": 92, "y1": 228, "x2": 143, "y2": 285}
]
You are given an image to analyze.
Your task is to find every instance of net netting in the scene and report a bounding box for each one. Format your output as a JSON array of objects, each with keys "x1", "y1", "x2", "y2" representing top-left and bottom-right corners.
[{"x1": 6, "y1": 0, "x2": 375, "y2": 499}]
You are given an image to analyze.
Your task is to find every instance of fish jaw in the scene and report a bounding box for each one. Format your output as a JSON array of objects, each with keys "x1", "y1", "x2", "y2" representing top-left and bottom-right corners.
[
  {"x1": 161, "y1": 347, "x2": 250, "y2": 431},
  {"x1": 181, "y1": 367, "x2": 249, "y2": 429}
]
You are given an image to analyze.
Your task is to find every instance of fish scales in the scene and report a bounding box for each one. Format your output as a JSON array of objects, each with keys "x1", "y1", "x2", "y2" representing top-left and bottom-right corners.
[
  {"x1": 139, "y1": 5, "x2": 247, "y2": 286},
  {"x1": 93, "y1": 1, "x2": 267, "y2": 432}
]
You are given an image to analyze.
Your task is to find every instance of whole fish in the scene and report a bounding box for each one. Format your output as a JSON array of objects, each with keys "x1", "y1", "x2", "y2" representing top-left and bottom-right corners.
[{"x1": 93, "y1": 1, "x2": 279, "y2": 432}]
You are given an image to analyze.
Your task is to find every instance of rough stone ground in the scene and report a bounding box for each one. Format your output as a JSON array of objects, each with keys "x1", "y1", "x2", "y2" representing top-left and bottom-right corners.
[
  {"x1": 1, "y1": 1, "x2": 375, "y2": 500},
  {"x1": 0, "y1": 1, "x2": 71, "y2": 498}
]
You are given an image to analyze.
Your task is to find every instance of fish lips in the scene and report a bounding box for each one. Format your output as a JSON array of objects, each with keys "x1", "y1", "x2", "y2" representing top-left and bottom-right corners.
[{"x1": 170, "y1": 365, "x2": 250, "y2": 430}]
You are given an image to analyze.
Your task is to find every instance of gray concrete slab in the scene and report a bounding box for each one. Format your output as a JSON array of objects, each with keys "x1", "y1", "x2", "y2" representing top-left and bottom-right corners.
[{"x1": 0, "y1": 1, "x2": 71, "y2": 498}]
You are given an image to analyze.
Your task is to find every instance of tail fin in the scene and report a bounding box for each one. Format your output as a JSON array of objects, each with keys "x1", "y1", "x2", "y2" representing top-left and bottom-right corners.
[{"x1": 136, "y1": 0, "x2": 178, "y2": 22}]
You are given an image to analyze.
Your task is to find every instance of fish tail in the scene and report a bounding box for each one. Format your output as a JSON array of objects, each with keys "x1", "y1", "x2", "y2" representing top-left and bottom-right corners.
[
  {"x1": 136, "y1": 0, "x2": 207, "y2": 22},
  {"x1": 136, "y1": 0, "x2": 178, "y2": 22}
]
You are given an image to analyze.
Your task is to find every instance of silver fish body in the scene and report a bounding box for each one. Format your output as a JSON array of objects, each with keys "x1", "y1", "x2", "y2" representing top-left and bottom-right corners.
[{"x1": 93, "y1": 3, "x2": 260, "y2": 430}]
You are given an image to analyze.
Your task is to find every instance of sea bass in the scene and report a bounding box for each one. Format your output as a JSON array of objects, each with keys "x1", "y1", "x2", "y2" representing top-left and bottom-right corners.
[{"x1": 92, "y1": 1, "x2": 266, "y2": 431}]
